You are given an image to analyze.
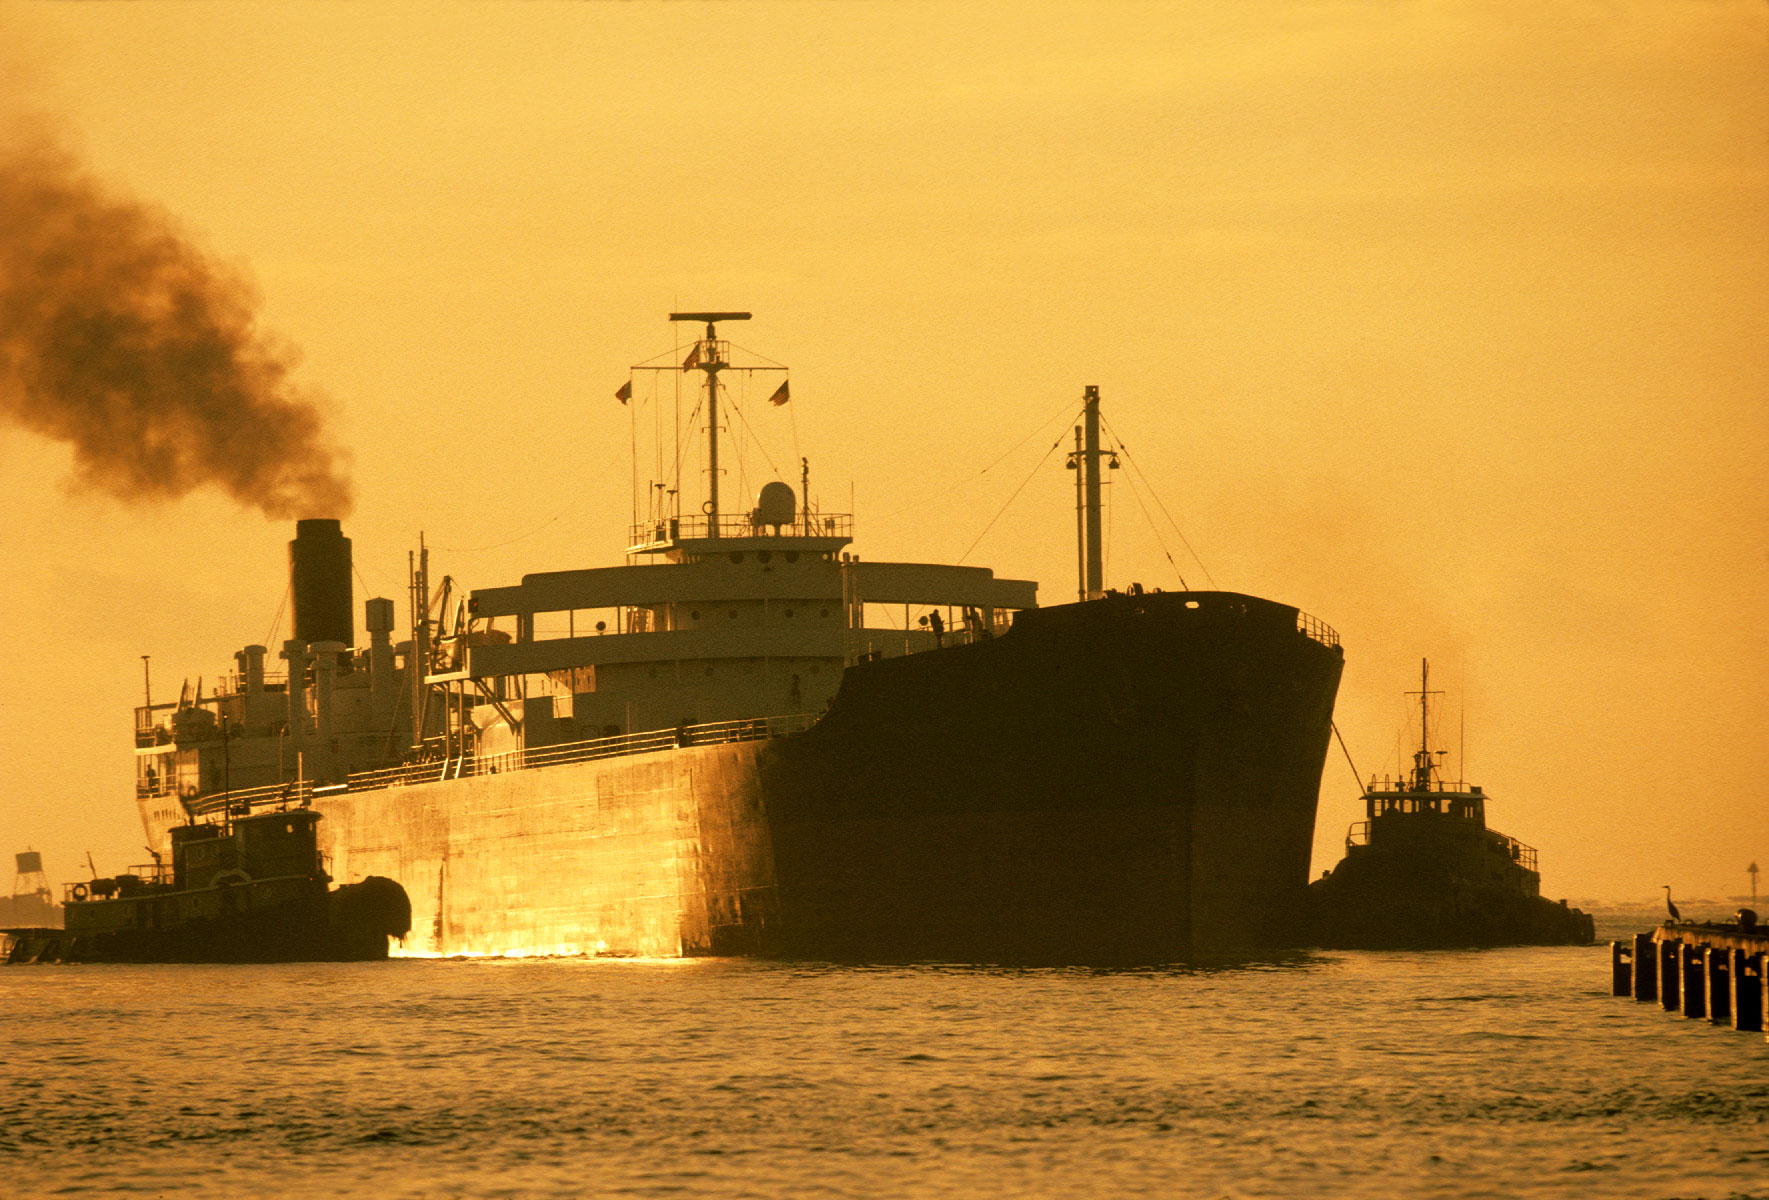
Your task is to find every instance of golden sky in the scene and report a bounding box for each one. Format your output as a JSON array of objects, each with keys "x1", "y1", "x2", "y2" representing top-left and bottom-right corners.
[{"x1": 2, "y1": 1, "x2": 1764, "y2": 903}]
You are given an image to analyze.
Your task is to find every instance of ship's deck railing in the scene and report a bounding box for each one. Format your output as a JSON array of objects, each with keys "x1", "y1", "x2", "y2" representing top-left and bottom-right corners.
[
  {"x1": 629, "y1": 512, "x2": 853, "y2": 549},
  {"x1": 1494, "y1": 832, "x2": 1539, "y2": 873},
  {"x1": 850, "y1": 616, "x2": 1010, "y2": 662},
  {"x1": 1296, "y1": 611, "x2": 1340, "y2": 649},
  {"x1": 1367, "y1": 776, "x2": 1478, "y2": 794},
  {"x1": 179, "y1": 714, "x2": 818, "y2": 816},
  {"x1": 348, "y1": 713, "x2": 819, "y2": 794},
  {"x1": 135, "y1": 674, "x2": 293, "y2": 745},
  {"x1": 64, "y1": 861, "x2": 172, "y2": 901},
  {"x1": 187, "y1": 779, "x2": 313, "y2": 818}
]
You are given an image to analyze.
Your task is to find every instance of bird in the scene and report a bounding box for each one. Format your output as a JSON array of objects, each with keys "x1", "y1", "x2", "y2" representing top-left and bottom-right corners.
[{"x1": 1662, "y1": 884, "x2": 1680, "y2": 922}]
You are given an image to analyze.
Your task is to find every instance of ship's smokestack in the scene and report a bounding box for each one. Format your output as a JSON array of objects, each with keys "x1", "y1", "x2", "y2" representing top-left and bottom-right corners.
[{"x1": 290, "y1": 519, "x2": 353, "y2": 648}]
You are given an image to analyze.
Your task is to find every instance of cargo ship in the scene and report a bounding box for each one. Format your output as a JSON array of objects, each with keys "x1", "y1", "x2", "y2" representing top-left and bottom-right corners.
[
  {"x1": 131, "y1": 312, "x2": 1346, "y2": 962},
  {"x1": 1305, "y1": 660, "x2": 1593, "y2": 948}
]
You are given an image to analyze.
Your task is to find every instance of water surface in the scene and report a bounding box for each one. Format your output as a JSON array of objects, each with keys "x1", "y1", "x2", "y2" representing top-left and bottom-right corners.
[{"x1": 3, "y1": 944, "x2": 1764, "y2": 1198}]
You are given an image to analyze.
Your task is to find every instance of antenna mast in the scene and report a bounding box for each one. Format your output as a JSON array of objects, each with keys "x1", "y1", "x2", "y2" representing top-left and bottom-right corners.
[{"x1": 669, "y1": 311, "x2": 751, "y2": 538}]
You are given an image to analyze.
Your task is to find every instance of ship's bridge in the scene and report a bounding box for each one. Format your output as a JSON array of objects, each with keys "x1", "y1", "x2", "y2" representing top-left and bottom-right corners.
[{"x1": 462, "y1": 551, "x2": 1037, "y2": 682}]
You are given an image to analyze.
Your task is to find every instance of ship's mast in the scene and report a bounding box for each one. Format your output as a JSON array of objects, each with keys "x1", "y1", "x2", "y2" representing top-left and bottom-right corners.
[
  {"x1": 1418, "y1": 658, "x2": 1430, "y2": 787},
  {"x1": 408, "y1": 537, "x2": 430, "y2": 753},
  {"x1": 1084, "y1": 387, "x2": 1105, "y2": 600},
  {"x1": 1066, "y1": 385, "x2": 1113, "y2": 601},
  {"x1": 669, "y1": 311, "x2": 750, "y2": 538}
]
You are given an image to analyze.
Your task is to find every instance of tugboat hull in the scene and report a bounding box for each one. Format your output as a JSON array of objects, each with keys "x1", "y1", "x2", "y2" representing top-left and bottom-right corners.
[
  {"x1": 1304, "y1": 858, "x2": 1594, "y2": 949},
  {"x1": 4, "y1": 875, "x2": 411, "y2": 964}
]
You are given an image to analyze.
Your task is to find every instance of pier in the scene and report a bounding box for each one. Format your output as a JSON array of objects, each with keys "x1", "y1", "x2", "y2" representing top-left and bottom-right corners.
[{"x1": 1610, "y1": 917, "x2": 1767, "y2": 1041}]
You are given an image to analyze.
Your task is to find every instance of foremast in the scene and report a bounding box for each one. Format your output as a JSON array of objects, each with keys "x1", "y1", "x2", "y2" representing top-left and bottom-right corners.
[{"x1": 669, "y1": 310, "x2": 750, "y2": 537}]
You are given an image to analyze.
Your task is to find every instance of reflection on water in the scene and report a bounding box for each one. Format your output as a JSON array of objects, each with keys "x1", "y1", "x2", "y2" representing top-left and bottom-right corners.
[{"x1": 3, "y1": 941, "x2": 1764, "y2": 1199}]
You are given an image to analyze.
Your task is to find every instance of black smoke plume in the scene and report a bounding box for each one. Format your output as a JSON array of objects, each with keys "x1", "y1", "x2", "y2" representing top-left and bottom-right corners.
[{"x1": 0, "y1": 128, "x2": 352, "y2": 518}]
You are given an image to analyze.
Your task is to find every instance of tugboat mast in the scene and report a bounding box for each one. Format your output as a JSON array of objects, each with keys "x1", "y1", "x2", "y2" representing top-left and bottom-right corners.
[
  {"x1": 1406, "y1": 657, "x2": 1445, "y2": 791},
  {"x1": 669, "y1": 311, "x2": 751, "y2": 538}
]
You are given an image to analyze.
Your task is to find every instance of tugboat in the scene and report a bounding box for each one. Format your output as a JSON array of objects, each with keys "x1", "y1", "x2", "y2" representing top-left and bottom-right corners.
[
  {"x1": 1305, "y1": 660, "x2": 1593, "y2": 949},
  {"x1": 2, "y1": 807, "x2": 410, "y2": 964}
]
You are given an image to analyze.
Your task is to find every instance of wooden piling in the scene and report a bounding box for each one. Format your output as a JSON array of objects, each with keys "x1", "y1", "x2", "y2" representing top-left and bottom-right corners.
[
  {"x1": 1731, "y1": 950, "x2": 1762, "y2": 1033},
  {"x1": 1680, "y1": 943, "x2": 1706, "y2": 1019},
  {"x1": 1659, "y1": 938, "x2": 1681, "y2": 1011},
  {"x1": 1621, "y1": 925, "x2": 1769, "y2": 1040},
  {"x1": 1704, "y1": 947, "x2": 1730, "y2": 1025},
  {"x1": 1633, "y1": 931, "x2": 1657, "y2": 1002},
  {"x1": 1611, "y1": 941, "x2": 1632, "y2": 996}
]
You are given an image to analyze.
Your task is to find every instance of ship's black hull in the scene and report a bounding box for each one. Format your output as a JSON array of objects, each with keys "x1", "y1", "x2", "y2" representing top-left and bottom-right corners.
[
  {"x1": 751, "y1": 591, "x2": 1345, "y2": 962},
  {"x1": 185, "y1": 592, "x2": 1341, "y2": 963}
]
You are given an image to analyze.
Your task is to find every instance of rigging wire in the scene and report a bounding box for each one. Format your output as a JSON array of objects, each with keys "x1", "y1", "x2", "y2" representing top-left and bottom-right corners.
[
  {"x1": 431, "y1": 507, "x2": 575, "y2": 554},
  {"x1": 1103, "y1": 451, "x2": 1114, "y2": 584},
  {"x1": 431, "y1": 437, "x2": 625, "y2": 555},
  {"x1": 1099, "y1": 414, "x2": 1218, "y2": 589},
  {"x1": 673, "y1": 310, "x2": 683, "y2": 517},
  {"x1": 352, "y1": 565, "x2": 381, "y2": 605},
  {"x1": 733, "y1": 374, "x2": 747, "y2": 503},
  {"x1": 261, "y1": 581, "x2": 291, "y2": 650},
  {"x1": 668, "y1": 394, "x2": 708, "y2": 499},
  {"x1": 956, "y1": 431, "x2": 1069, "y2": 565},
  {"x1": 723, "y1": 340, "x2": 789, "y2": 369},
  {"x1": 1110, "y1": 437, "x2": 1190, "y2": 589},
  {"x1": 787, "y1": 390, "x2": 802, "y2": 498},
  {"x1": 980, "y1": 396, "x2": 1085, "y2": 476},
  {"x1": 727, "y1": 382, "x2": 788, "y2": 482},
  {"x1": 1331, "y1": 721, "x2": 1365, "y2": 793},
  {"x1": 629, "y1": 370, "x2": 637, "y2": 531},
  {"x1": 873, "y1": 395, "x2": 1084, "y2": 527}
]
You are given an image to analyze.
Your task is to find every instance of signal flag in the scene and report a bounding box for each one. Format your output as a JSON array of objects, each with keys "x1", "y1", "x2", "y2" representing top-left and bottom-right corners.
[
  {"x1": 614, "y1": 380, "x2": 632, "y2": 405},
  {"x1": 768, "y1": 380, "x2": 790, "y2": 406}
]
